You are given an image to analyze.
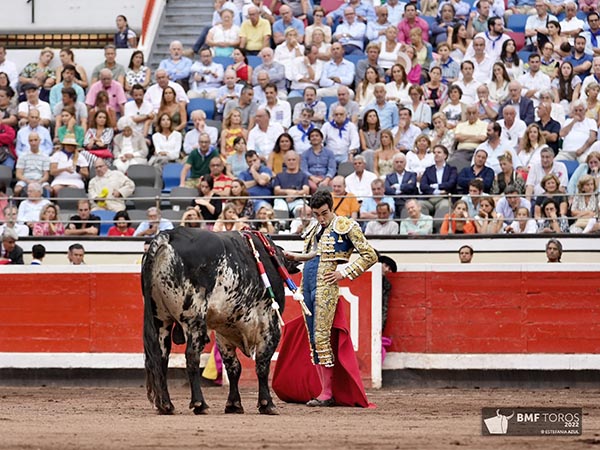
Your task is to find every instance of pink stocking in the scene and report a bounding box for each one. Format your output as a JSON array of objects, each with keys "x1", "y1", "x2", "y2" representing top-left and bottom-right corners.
[{"x1": 317, "y1": 366, "x2": 334, "y2": 400}]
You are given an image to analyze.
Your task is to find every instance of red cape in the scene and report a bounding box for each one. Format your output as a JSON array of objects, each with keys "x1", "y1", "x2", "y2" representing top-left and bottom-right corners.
[{"x1": 273, "y1": 300, "x2": 371, "y2": 408}]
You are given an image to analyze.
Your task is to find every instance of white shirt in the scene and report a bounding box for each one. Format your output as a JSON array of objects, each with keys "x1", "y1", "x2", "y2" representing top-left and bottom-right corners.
[
  {"x1": 474, "y1": 142, "x2": 521, "y2": 174},
  {"x1": 189, "y1": 61, "x2": 224, "y2": 92},
  {"x1": 406, "y1": 151, "x2": 434, "y2": 178},
  {"x1": 463, "y1": 54, "x2": 494, "y2": 85},
  {"x1": 124, "y1": 100, "x2": 154, "y2": 134},
  {"x1": 17, "y1": 199, "x2": 51, "y2": 224},
  {"x1": 0, "y1": 59, "x2": 18, "y2": 90},
  {"x1": 18, "y1": 100, "x2": 52, "y2": 122},
  {"x1": 560, "y1": 16, "x2": 585, "y2": 45},
  {"x1": 518, "y1": 71, "x2": 551, "y2": 107},
  {"x1": 320, "y1": 120, "x2": 360, "y2": 160},
  {"x1": 50, "y1": 150, "x2": 89, "y2": 189},
  {"x1": 247, "y1": 123, "x2": 285, "y2": 159},
  {"x1": 289, "y1": 57, "x2": 323, "y2": 91},
  {"x1": 561, "y1": 118, "x2": 598, "y2": 153},
  {"x1": 144, "y1": 82, "x2": 189, "y2": 112},
  {"x1": 152, "y1": 131, "x2": 183, "y2": 161},
  {"x1": 497, "y1": 119, "x2": 527, "y2": 151},
  {"x1": 260, "y1": 99, "x2": 292, "y2": 129},
  {"x1": 183, "y1": 127, "x2": 219, "y2": 154},
  {"x1": 454, "y1": 78, "x2": 481, "y2": 105},
  {"x1": 465, "y1": 32, "x2": 510, "y2": 61},
  {"x1": 344, "y1": 170, "x2": 377, "y2": 202},
  {"x1": 526, "y1": 161, "x2": 569, "y2": 196},
  {"x1": 274, "y1": 43, "x2": 305, "y2": 79}
]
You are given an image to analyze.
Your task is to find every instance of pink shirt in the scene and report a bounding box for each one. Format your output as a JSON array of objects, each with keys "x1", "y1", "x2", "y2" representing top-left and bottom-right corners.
[
  {"x1": 397, "y1": 17, "x2": 429, "y2": 44},
  {"x1": 85, "y1": 80, "x2": 127, "y2": 113}
]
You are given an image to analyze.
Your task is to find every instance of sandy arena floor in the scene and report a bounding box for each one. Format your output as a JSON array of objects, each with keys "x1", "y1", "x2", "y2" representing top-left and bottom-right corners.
[{"x1": 1, "y1": 384, "x2": 599, "y2": 449}]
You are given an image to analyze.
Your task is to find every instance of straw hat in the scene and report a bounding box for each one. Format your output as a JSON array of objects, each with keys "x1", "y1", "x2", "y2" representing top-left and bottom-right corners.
[{"x1": 61, "y1": 134, "x2": 79, "y2": 146}]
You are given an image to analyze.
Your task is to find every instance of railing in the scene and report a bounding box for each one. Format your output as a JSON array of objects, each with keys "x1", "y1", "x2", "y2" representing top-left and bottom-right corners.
[{"x1": 5, "y1": 191, "x2": 598, "y2": 237}]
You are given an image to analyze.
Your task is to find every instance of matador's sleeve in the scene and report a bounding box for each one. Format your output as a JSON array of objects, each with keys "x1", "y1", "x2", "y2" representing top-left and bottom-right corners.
[{"x1": 343, "y1": 222, "x2": 378, "y2": 281}]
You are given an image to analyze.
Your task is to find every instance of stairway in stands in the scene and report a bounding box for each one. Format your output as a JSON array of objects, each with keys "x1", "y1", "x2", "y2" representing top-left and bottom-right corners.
[{"x1": 147, "y1": 0, "x2": 214, "y2": 70}]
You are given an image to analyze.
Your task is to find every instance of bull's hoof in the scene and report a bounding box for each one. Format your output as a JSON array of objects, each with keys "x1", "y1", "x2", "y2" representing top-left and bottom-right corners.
[
  {"x1": 258, "y1": 402, "x2": 279, "y2": 415},
  {"x1": 156, "y1": 402, "x2": 175, "y2": 415},
  {"x1": 190, "y1": 401, "x2": 210, "y2": 415},
  {"x1": 224, "y1": 402, "x2": 245, "y2": 414}
]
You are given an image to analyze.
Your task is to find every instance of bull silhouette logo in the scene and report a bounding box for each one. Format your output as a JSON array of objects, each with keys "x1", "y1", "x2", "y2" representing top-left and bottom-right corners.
[{"x1": 484, "y1": 409, "x2": 515, "y2": 434}]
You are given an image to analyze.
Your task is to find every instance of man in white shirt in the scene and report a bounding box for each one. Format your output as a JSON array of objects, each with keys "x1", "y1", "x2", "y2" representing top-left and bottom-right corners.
[
  {"x1": 124, "y1": 84, "x2": 155, "y2": 136},
  {"x1": 518, "y1": 53, "x2": 551, "y2": 107},
  {"x1": 14, "y1": 132, "x2": 51, "y2": 196},
  {"x1": 289, "y1": 107, "x2": 317, "y2": 155},
  {"x1": 558, "y1": 100, "x2": 598, "y2": 162},
  {"x1": 291, "y1": 86, "x2": 327, "y2": 127},
  {"x1": 365, "y1": 202, "x2": 399, "y2": 235},
  {"x1": 144, "y1": 69, "x2": 189, "y2": 113},
  {"x1": 465, "y1": 16, "x2": 509, "y2": 61},
  {"x1": 183, "y1": 110, "x2": 219, "y2": 154},
  {"x1": 188, "y1": 46, "x2": 224, "y2": 100},
  {"x1": 497, "y1": 105, "x2": 527, "y2": 151},
  {"x1": 17, "y1": 83, "x2": 52, "y2": 128},
  {"x1": 344, "y1": 155, "x2": 377, "y2": 202},
  {"x1": 559, "y1": 2, "x2": 584, "y2": 45},
  {"x1": 524, "y1": 1, "x2": 556, "y2": 50},
  {"x1": 455, "y1": 61, "x2": 481, "y2": 105},
  {"x1": 463, "y1": 36, "x2": 494, "y2": 84},
  {"x1": 247, "y1": 108, "x2": 285, "y2": 160},
  {"x1": 525, "y1": 146, "x2": 568, "y2": 199},
  {"x1": 321, "y1": 106, "x2": 360, "y2": 164},
  {"x1": 0, "y1": 46, "x2": 18, "y2": 90},
  {"x1": 288, "y1": 45, "x2": 324, "y2": 97},
  {"x1": 259, "y1": 83, "x2": 291, "y2": 129}
]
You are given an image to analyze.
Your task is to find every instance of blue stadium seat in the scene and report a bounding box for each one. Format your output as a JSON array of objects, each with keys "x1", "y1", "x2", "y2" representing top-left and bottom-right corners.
[
  {"x1": 518, "y1": 50, "x2": 532, "y2": 63},
  {"x1": 93, "y1": 209, "x2": 116, "y2": 236},
  {"x1": 557, "y1": 160, "x2": 580, "y2": 179},
  {"x1": 507, "y1": 14, "x2": 528, "y2": 33},
  {"x1": 213, "y1": 56, "x2": 234, "y2": 68},
  {"x1": 247, "y1": 55, "x2": 262, "y2": 68},
  {"x1": 345, "y1": 53, "x2": 367, "y2": 66},
  {"x1": 187, "y1": 98, "x2": 215, "y2": 120},
  {"x1": 422, "y1": 15, "x2": 437, "y2": 30},
  {"x1": 163, "y1": 163, "x2": 185, "y2": 193},
  {"x1": 321, "y1": 96, "x2": 338, "y2": 117}
]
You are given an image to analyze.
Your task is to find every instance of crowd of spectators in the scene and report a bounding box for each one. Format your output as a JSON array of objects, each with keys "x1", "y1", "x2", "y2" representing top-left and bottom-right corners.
[{"x1": 1, "y1": 2, "x2": 600, "y2": 244}]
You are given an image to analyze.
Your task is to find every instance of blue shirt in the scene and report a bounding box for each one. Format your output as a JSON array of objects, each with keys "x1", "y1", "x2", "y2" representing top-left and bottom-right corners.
[
  {"x1": 301, "y1": 147, "x2": 337, "y2": 179},
  {"x1": 49, "y1": 82, "x2": 85, "y2": 111},
  {"x1": 564, "y1": 53, "x2": 593, "y2": 81},
  {"x1": 362, "y1": 101, "x2": 399, "y2": 130},
  {"x1": 15, "y1": 125, "x2": 54, "y2": 157},
  {"x1": 272, "y1": 17, "x2": 305, "y2": 38},
  {"x1": 320, "y1": 59, "x2": 355, "y2": 88},
  {"x1": 328, "y1": 1, "x2": 376, "y2": 24},
  {"x1": 158, "y1": 57, "x2": 193, "y2": 82},
  {"x1": 239, "y1": 165, "x2": 274, "y2": 200}
]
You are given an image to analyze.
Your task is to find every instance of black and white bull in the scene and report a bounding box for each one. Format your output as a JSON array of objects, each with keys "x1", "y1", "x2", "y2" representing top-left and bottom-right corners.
[{"x1": 142, "y1": 227, "x2": 298, "y2": 415}]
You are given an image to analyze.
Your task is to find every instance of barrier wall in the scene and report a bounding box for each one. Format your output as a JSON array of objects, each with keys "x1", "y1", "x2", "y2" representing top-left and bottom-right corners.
[{"x1": 0, "y1": 265, "x2": 381, "y2": 387}]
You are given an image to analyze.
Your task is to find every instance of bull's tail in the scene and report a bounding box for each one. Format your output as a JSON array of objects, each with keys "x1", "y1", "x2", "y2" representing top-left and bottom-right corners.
[{"x1": 142, "y1": 233, "x2": 172, "y2": 409}]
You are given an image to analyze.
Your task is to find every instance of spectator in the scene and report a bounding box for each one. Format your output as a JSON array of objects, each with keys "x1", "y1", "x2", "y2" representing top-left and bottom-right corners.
[
  {"x1": 288, "y1": 46, "x2": 324, "y2": 98},
  {"x1": 242, "y1": 0, "x2": 274, "y2": 24},
  {"x1": 0, "y1": 46, "x2": 18, "y2": 90},
  {"x1": 88, "y1": 159, "x2": 135, "y2": 212},
  {"x1": 206, "y1": 9, "x2": 240, "y2": 58},
  {"x1": 31, "y1": 244, "x2": 46, "y2": 265},
  {"x1": 559, "y1": 2, "x2": 584, "y2": 45},
  {"x1": 455, "y1": 61, "x2": 481, "y2": 105},
  {"x1": 238, "y1": 150, "x2": 274, "y2": 211},
  {"x1": 504, "y1": 206, "x2": 537, "y2": 233},
  {"x1": 18, "y1": 47, "x2": 56, "y2": 91},
  {"x1": 497, "y1": 105, "x2": 527, "y2": 152},
  {"x1": 582, "y1": 12, "x2": 600, "y2": 56},
  {"x1": 17, "y1": 83, "x2": 52, "y2": 128},
  {"x1": 488, "y1": 62, "x2": 511, "y2": 105},
  {"x1": 397, "y1": 3, "x2": 429, "y2": 45},
  {"x1": 134, "y1": 207, "x2": 174, "y2": 237},
  {"x1": 0, "y1": 87, "x2": 17, "y2": 128},
  {"x1": 188, "y1": 47, "x2": 224, "y2": 100},
  {"x1": 562, "y1": 37, "x2": 591, "y2": 83},
  {"x1": 451, "y1": 104, "x2": 487, "y2": 169},
  {"x1": 399, "y1": 199, "x2": 433, "y2": 235},
  {"x1": 334, "y1": 7, "x2": 367, "y2": 56},
  {"x1": 500, "y1": 80, "x2": 535, "y2": 126},
  {"x1": 440, "y1": 200, "x2": 476, "y2": 234},
  {"x1": 184, "y1": 110, "x2": 219, "y2": 154},
  {"x1": 569, "y1": 174, "x2": 599, "y2": 233},
  {"x1": 365, "y1": 202, "x2": 398, "y2": 235},
  {"x1": 180, "y1": 132, "x2": 219, "y2": 188},
  {"x1": 144, "y1": 69, "x2": 189, "y2": 113},
  {"x1": 50, "y1": 134, "x2": 89, "y2": 196},
  {"x1": 440, "y1": 84, "x2": 467, "y2": 129},
  {"x1": 420, "y1": 144, "x2": 458, "y2": 216},
  {"x1": 112, "y1": 117, "x2": 149, "y2": 173},
  {"x1": 158, "y1": 40, "x2": 192, "y2": 91},
  {"x1": 331, "y1": 175, "x2": 360, "y2": 220},
  {"x1": 405, "y1": 134, "x2": 434, "y2": 183},
  {"x1": 460, "y1": 178, "x2": 486, "y2": 217},
  {"x1": 180, "y1": 207, "x2": 203, "y2": 229},
  {"x1": 432, "y1": 3, "x2": 461, "y2": 46},
  {"x1": 83, "y1": 110, "x2": 114, "y2": 165},
  {"x1": 464, "y1": 36, "x2": 494, "y2": 84},
  {"x1": 537, "y1": 198, "x2": 569, "y2": 233},
  {"x1": 259, "y1": 83, "x2": 291, "y2": 130},
  {"x1": 64, "y1": 199, "x2": 100, "y2": 236},
  {"x1": 392, "y1": 107, "x2": 421, "y2": 153},
  {"x1": 215, "y1": 69, "x2": 243, "y2": 115},
  {"x1": 328, "y1": 86, "x2": 360, "y2": 125},
  {"x1": 496, "y1": 185, "x2": 531, "y2": 224},
  {"x1": 208, "y1": 157, "x2": 233, "y2": 197},
  {"x1": 239, "y1": 6, "x2": 272, "y2": 55},
  {"x1": 407, "y1": 85, "x2": 432, "y2": 131},
  {"x1": 458, "y1": 244, "x2": 473, "y2": 263},
  {"x1": 0, "y1": 228, "x2": 24, "y2": 264},
  {"x1": 67, "y1": 243, "x2": 86, "y2": 265},
  {"x1": 247, "y1": 108, "x2": 285, "y2": 161},
  {"x1": 108, "y1": 210, "x2": 135, "y2": 236},
  {"x1": 49, "y1": 64, "x2": 85, "y2": 111},
  {"x1": 226, "y1": 136, "x2": 248, "y2": 179},
  {"x1": 384, "y1": 152, "x2": 418, "y2": 216},
  {"x1": 321, "y1": 106, "x2": 360, "y2": 164},
  {"x1": 251, "y1": 48, "x2": 286, "y2": 94},
  {"x1": 448, "y1": 23, "x2": 471, "y2": 62},
  {"x1": 359, "y1": 109, "x2": 382, "y2": 161},
  {"x1": 214, "y1": 202, "x2": 246, "y2": 232},
  {"x1": 220, "y1": 109, "x2": 247, "y2": 158},
  {"x1": 85, "y1": 69, "x2": 127, "y2": 117},
  {"x1": 124, "y1": 84, "x2": 154, "y2": 137},
  {"x1": 518, "y1": 123, "x2": 546, "y2": 175},
  {"x1": 190, "y1": 174, "x2": 223, "y2": 226},
  {"x1": 430, "y1": 43, "x2": 460, "y2": 86},
  {"x1": 268, "y1": 132, "x2": 295, "y2": 175},
  {"x1": 14, "y1": 132, "x2": 51, "y2": 196},
  {"x1": 228, "y1": 48, "x2": 252, "y2": 85},
  {"x1": 458, "y1": 148, "x2": 495, "y2": 194},
  {"x1": 366, "y1": 7, "x2": 392, "y2": 45},
  {"x1": 291, "y1": 87, "x2": 326, "y2": 128},
  {"x1": 150, "y1": 113, "x2": 182, "y2": 168},
  {"x1": 17, "y1": 182, "x2": 51, "y2": 230},
  {"x1": 545, "y1": 238, "x2": 562, "y2": 262},
  {"x1": 0, "y1": 205, "x2": 29, "y2": 237},
  {"x1": 114, "y1": 15, "x2": 137, "y2": 49},
  {"x1": 525, "y1": 146, "x2": 567, "y2": 201},
  {"x1": 32, "y1": 203, "x2": 65, "y2": 236},
  {"x1": 301, "y1": 128, "x2": 336, "y2": 192},
  {"x1": 252, "y1": 204, "x2": 278, "y2": 234},
  {"x1": 158, "y1": 86, "x2": 187, "y2": 133},
  {"x1": 223, "y1": 85, "x2": 257, "y2": 131},
  {"x1": 533, "y1": 173, "x2": 568, "y2": 219},
  {"x1": 467, "y1": 16, "x2": 509, "y2": 61},
  {"x1": 230, "y1": 178, "x2": 254, "y2": 222},
  {"x1": 536, "y1": 101, "x2": 561, "y2": 155},
  {"x1": 423, "y1": 67, "x2": 449, "y2": 116},
  {"x1": 289, "y1": 107, "x2": 316, "y2": 155},
  {"x1": 305, "y1": 7, "x2": 332, "y2": 45},
  {"x1": 360, "y1": 178, "x2": 395, "y2": 221},
  {"x1": 379, "y1": 27, "x2": 403, "y2": 74},
  {"x1": 55, "y1": 48, "x2": 88, "y2": 90},
  {"x1": 318, "y1": 43, "x2": 355, "y2": 98},
  {"x1": 567, "y1": 151, "x2": 600, "y2": 195},
  {"x1": 473, "y1": 196, "x2": 504, "y2": 233},
  {"x1": 53, "y1": 87, "x2": 88, "y2": 134},
  {"x1": 491, "y1": 152, "x2": 526, "y2": 196},
  {"x1": 428, "y1": 113, "x2": 456, "y2": 156},
  {"x1": 91, "y1": 45, "x2": 126, "y2": 86},
  {"x1": 362, "y1": 83, "x2": 399, "y2": 131},
  {"x1": 558, "y1": 100, "x2": 598, "y2": 162},
  {"x1": 273, "y1": 5, "x2": 305, "y2": 45},
  {"x1": 345, "y1": 155, "x2": 377, "y2": 202},
  {"x1": 475, "y1": 84, "x2": 498, "y2": 123},
  {"x1": 524, "y1": 1, "x2": 555, "y2": 51}
]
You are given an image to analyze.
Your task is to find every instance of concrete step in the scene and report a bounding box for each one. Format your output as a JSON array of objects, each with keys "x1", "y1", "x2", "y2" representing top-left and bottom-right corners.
[{"x1": 159, "y1": 27, "x2": 204, "y2": 35}]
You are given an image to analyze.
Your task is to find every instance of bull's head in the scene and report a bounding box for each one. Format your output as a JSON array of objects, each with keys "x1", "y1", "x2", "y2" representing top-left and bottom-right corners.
[{"x1": 276, "y1": 245, "x2": 301, "y2": 274}]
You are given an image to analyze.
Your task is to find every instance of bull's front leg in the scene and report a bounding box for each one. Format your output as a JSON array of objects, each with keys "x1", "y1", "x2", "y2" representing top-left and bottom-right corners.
[
  {"x1": 218, "y1": 339, "x2": 244, "y2": 414},
  {"x1": 153, "y1": 319, "x2": 175, "y2": 414},
  {"x1": 185, "y1": 319, "x2": 210, "y2": 415},
  {"x1": 254, "y1": 322, "x2": 280, "y2": 415}
]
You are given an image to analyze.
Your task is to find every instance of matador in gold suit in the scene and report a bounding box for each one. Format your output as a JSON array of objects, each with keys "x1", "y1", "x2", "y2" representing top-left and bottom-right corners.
[{"x1": 286, "y1": 191, "x2": 377, "y2": 404}]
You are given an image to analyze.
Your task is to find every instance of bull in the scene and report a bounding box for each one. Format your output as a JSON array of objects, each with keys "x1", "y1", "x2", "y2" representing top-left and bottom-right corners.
[{"x1": 142, "y1": 227, "x2": 299, "y2": 415}]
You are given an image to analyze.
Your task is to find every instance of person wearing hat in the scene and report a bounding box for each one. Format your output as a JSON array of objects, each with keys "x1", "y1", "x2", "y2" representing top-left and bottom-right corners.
[
  {"x1": 17, "y1": 82, "x2": 52, "y2": 128},
  {"x1": 546, "y1": 238, "x2": 562, "y2": 263},
  {"x1": 300, "y1": 128, "x2": 337, "y2": 193},
  {"x1": 0, "y1": 228, "x2": 24, "y2": 265},
  {"x1": 49, "y1": 133, "x2": 89, "y2": 196}
]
